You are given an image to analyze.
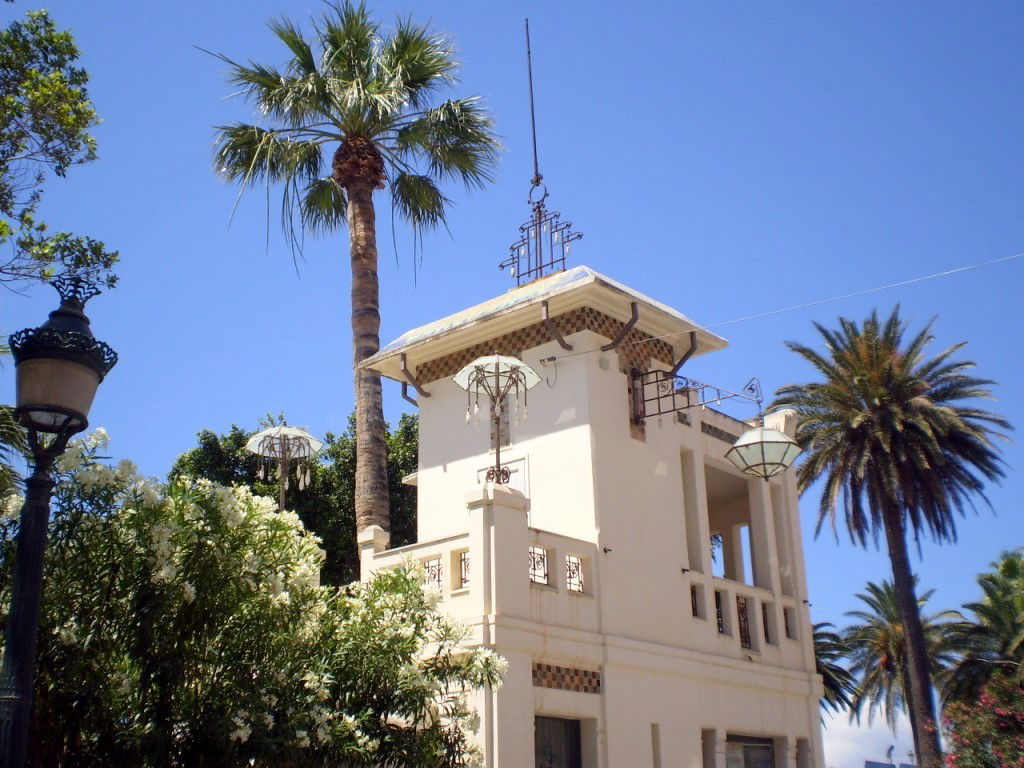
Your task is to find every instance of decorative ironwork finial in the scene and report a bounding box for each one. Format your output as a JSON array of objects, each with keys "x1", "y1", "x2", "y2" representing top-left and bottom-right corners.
[
  {"x1": 499, "y1": 19, "x2": 583, "y2": 286},
  {"x1": 53, "y1": 274, "x2": 102, "y2": 308}
]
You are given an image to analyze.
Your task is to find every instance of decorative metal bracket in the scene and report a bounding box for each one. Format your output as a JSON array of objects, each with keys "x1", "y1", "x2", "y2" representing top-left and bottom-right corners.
[
  {"x1": 541, "y1": 301, "x2": 572, "y2": 351},
  {"x1": 400, "y1": 353, "x2": 430, "y2": 399},
  {"x1": 600, "y1": 302, "x2": 639, "y2": 352},
  {"x1": 632, "y1": 372, "x2": 763, "y2": 426},
  {"x1": 401, "y1": 381, "x2": 417, "y2": 408},
  {"x1": 670, "y1": 331, "x2": 698, "y2": 376}
]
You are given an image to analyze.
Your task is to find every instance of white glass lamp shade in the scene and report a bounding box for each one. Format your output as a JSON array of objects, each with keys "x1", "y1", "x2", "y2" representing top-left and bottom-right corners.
[
  {"x1": 15, "y1": 357, "x2": 98, "y2": 433},
  {"x1": 451, "y1": 355, "x2": 541, "y2": 391},
  {"x1": 725, "y1": 426, "x2": 803, "y2": 480}
]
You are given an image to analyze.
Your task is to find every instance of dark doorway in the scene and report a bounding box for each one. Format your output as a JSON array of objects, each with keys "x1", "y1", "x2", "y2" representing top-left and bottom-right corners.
[{"x1": 535, "y1": 716, "x2": 582, "y2": 768}]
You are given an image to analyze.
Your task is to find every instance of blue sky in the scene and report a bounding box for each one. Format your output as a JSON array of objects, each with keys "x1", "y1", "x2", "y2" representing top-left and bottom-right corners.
[{"x1": 2, "y1": 2, "x2": 1022, "y2": 764}]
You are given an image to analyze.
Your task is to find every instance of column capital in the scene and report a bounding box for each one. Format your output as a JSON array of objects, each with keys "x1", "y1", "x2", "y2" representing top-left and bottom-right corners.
[{"x1": 465, "y1": 482, "x2": 530, "y2": 512}]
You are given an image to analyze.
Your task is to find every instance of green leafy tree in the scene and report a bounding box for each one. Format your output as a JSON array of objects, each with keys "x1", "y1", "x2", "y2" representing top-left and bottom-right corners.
[
  {"x1": 945, "y1": 550, "x2": 1024, "y2": 704},
  {"x1": 843, "y1": 580, "x2": 960, "y2": 730},
  {"x1": 171, "y1": 413, "x2": 418, "y2": 585},
  {"x1": 0, "y1": 10, "x2": 117, "y2": 289},
  {"x1": 813, "y1": 622, "x2": 855, "y2": 715},
  {"x1": 212, "y1": 2, "x2": 498, "y2": 541},
  {"x1": 2, "y1": 430, "x2": 502, "y2": 767},
  {"x1": 944, "y1": 671, "x2": 1024, "y2": 768},
  {"x1": 773, "y1": 308, "x2": 1009, "y2": 768}
]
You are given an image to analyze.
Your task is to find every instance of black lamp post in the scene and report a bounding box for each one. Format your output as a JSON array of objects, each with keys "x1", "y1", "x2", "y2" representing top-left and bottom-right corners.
[{"x1": 0, "y1": 276, "x2": 116, "y2": 767}]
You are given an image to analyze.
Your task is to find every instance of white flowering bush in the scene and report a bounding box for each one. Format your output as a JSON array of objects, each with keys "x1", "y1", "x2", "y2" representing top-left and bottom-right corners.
[{"x1": 0, "y1": 432, "x2": 504, "y2": 767}]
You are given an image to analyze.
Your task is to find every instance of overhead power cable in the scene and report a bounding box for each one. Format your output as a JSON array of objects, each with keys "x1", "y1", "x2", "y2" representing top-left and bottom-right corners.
[{"x1": 543, "y1": 252, "x2": 1023, "y2": 364}]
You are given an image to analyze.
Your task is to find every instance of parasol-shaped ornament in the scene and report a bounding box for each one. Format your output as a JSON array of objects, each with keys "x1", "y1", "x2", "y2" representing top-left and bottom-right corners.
[
  {"x1": 453, "y1": 355, "x2": 541, "y2": 484},
  {"x1": 244, "y1": 425, "x2": 323, "y2": 510}
]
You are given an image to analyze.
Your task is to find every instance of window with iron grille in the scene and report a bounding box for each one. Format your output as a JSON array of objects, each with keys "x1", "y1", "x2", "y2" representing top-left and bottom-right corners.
[
  {"x1": 762, "y1": 602, "x2": 773, "y2": 644},
  {"x1": 565, "y1": 554, "x2": 584, "y2": 593},
  {"x1": 737, "y1": 596, "x2": 752, "y2": 649},
  {"x1": 422, "y1": 557, "x2": 442, "y2": 590},
  {"x1": 691, "y1": 585, "x2": 699, "y2": 617},
  {"x1": 714, "y1": 590, "x2": 726, "y2": 634},
  {"x1": 529, "y1": 546, "x2": 549, "y2": 585}
]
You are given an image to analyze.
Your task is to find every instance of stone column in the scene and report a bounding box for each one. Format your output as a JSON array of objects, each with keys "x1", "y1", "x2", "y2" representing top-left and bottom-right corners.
[
  {"x1": 747, "y1": 478, "x2": 782, "y2": 594},
  {"x1": 466, "y1": 482, "x2": 531, "y2": 621},
  {"x1": 357, "y1": 524, "x2": 389, "y2": 583},
  {"x1": 465, "y1": 483, "x2": 531, "y2": 767}
]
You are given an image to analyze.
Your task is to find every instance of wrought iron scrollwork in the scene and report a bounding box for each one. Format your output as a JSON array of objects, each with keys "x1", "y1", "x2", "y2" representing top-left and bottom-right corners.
[{"x1": 486, "y1": 466, "x2": 511, "y2": 484}]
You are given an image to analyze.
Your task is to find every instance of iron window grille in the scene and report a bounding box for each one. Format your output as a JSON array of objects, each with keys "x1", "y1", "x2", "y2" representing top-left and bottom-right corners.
[
  {"x1": 737, "y1": 596, "x2": 752, "y2": 650},
  {"x1": 459, "y1": 551, "x2": 470, "y2": 589},
  {"x1": 691, "y1": 585, "x2": 699, "y2": 618},
  {"x1": 714, "y1": 591, "x2": 726, "y2": 634},
  {"x1": 422, "y1": 557, "x2": 442, "y2": 591},
  {"x1": 529, "y1": 546, "x2": 549, "y2": 585},
  {"x1": 565, "y1": 554, "x2": 584, "y2": 593}
]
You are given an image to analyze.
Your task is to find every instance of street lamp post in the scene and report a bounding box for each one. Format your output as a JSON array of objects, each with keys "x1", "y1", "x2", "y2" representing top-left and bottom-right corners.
[{"x1": 0, "y1": 276, "x2": 117, "y2": 767}]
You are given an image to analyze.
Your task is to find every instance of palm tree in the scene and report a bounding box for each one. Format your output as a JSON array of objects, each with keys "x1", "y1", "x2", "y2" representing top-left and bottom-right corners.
[
  {"x1": 212, "y1": 3, "x2": 499, "y2": 535},
  {"x1": 772, "y1": 308, "x2": 1009, "y2": 768},
  {"x1": 944, "y1": 549, "x2": 1024, "y2": 703},
  {"x1": 813, "y1": 622, "x2": 855, "y2": 715},
  {"x1": 843, "y1": 580, "x2": 959, "y2": 732}
]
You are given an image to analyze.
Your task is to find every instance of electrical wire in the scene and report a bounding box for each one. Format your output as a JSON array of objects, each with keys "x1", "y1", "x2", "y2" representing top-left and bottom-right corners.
[{"x1": 545, "y1": 252, "x2": 1023, "y2": 363}]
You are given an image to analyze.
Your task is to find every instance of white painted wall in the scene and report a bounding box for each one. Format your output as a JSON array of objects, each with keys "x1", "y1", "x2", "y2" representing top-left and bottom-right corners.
[{"x1": 369, "y1": 310, "x2": 825, "y2": 768}]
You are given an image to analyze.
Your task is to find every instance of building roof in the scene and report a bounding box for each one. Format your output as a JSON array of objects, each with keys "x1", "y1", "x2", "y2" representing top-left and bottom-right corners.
[{"x1": 362, "y1": 265, "x2": 728, "y2": 383}]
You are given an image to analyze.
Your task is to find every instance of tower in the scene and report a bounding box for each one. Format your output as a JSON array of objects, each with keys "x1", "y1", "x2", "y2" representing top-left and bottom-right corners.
[{"x1": 360, "y1": 266, "x2": 825, "y2": 768}]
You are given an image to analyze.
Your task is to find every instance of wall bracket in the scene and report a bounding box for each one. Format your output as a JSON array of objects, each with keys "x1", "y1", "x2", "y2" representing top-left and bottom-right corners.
[
  {"x1": 600, "y1": 301, "x2": 639, "y2": 352},
  {"x1": 541, "y1": 300, "x2": 572, "y2": 351},
  {"x1": 400, "y1": 353, "x2": 431, "y2": 400}
]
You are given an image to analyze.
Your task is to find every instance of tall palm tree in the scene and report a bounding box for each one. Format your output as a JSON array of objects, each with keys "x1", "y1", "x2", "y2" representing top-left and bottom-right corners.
[
  {"x1": 813, "y1": 622, "x2": 855, "y2": 715},
  {"x1": 772, "y1": 308, "x2": 1009, "y2": 768},
  {"x1": 843, "y1": 580, "x2": 959, "y2": 732},
  {"x1": 212, "y1": 3, "x2": 499, "y2": 535},
  {"x1": 944, "y1": 549, "x2": 1024, "y2": 704}
]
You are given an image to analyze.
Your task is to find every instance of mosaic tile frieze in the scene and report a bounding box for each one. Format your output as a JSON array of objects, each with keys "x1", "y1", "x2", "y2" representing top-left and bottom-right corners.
[
  {"x1": 531, "y1": 662, "x2": 602, "y2": 695},
  {"x1": 412, "y1": 306, "x2": 675, "y2": 384}
]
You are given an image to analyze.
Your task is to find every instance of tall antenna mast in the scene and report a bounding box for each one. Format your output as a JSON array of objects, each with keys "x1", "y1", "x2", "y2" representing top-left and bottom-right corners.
[
  {"x1": 499, "y1": 19, "x2": 582, "y2": 285},
  {"x1": 525, "y1": 19, "x2": 542, "y2": 188}
]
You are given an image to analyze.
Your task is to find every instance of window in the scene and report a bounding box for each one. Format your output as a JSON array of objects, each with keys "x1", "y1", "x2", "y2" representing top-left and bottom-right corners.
[
  {"x1": 783, "y1": 606, "x2": 796, "y2": 640},
  {"x1": 737, "y1": 596, "x2": 752, "y2": 650},
  {"x1": 691, "y1": 584, "x2": 706, "y2": 619},
  {"x1": 529, "y1": 546, "x2": 549, "y2": 585},
  {"x1": 565, "y1": 554, "x2": 584, "y2": 593},
  {"x1": 714, "y1": 590, "x2": 726, "y2": 634},
  {"x1": 450, "y1": 550, "x2": 470, "y2": 590},
  {"x1": 422, "y1": 557, "x2": 442, "y2": 590},
  {"x1": 761, "y1": 602, "x2": 773, "y2": 645},
  {"x1": 535, "y1": 716, "x2": 582, "y2": 768},
  {"x1": 726, "y1": 736, "x2": 775, "y2": 768}
]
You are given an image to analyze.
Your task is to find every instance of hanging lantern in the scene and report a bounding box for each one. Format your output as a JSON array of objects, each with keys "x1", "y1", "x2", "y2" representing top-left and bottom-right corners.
[
  {"x1": 725, "y1": 426, "x2": 802, "y2": 480},
  {"x1": 244, "y1": 425, "x2": 323, "y2": 510},
  {"x1": 452, "y1": 355, "x2": 541, "y2": 484}
]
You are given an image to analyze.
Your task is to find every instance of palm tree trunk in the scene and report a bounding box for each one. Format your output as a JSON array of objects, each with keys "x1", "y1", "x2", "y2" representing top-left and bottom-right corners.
[
  {"x1": 346, "y1": 181, "x2": 391, "y2": 535},
  {"x1": 881, "y1": 505, "x2": 942, "y2": 768}
]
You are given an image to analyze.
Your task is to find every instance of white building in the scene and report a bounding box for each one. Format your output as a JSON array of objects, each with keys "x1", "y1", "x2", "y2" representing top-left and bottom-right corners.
[{"x1": 360, "y1": 265, "x2": 825, "y2": 768}]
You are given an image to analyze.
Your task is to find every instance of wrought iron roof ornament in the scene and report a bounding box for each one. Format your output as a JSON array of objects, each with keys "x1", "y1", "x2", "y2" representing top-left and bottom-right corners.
[{"x1": 499, "y1": 19, "x2": 582, "y2": 286}]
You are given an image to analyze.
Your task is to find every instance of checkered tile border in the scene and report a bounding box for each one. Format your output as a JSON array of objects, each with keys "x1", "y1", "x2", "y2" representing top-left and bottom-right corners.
[
  {"x1": 414, "y1": 306, "x2": 675, "y2": 384},
  {"x1": 531, "y1": 662, "x2": 602, "y2": 694}
]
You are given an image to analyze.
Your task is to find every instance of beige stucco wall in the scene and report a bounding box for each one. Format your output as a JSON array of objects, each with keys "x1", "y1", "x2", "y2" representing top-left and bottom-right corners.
[{"x1": 365, "y1": 312, "x2": 825, "y2": 768}]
